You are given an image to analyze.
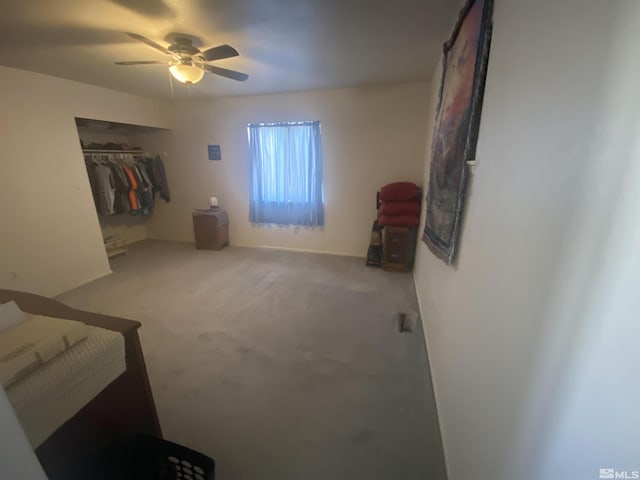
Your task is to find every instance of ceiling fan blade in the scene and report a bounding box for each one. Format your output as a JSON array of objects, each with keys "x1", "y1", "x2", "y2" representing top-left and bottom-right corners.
[
  {"x1": 125, "y1": 32, "x2": 171, "y2": 55},
  {"x1": 114, "y1": 60, "x2": 170, "y2": 65},
  {"x1": 201, "y1": 44, "x2": 239, "y2": 61},
  {"x1": 204, "y1": 64, "x2": 248, "y2": 81}
]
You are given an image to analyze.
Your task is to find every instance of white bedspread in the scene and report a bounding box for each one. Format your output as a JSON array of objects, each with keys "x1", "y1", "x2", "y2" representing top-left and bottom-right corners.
[{"x1": 5, "y1": 325, "x2": 126, "y2": 448}]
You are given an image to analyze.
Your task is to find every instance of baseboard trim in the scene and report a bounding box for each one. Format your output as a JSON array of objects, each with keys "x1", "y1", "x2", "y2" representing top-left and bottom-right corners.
[
  {"x1": 85, "y1": 270, "x2": 113, "y2": 284},
  {"x1": 240, "y1": 244, "x2": 365, "y2": 258},
  {"x1": 55, "y1": 270, "x2": 112, "y2": 298},
  {"x1": 412, "y1": 271, "x2": 451, "y2": 480}
]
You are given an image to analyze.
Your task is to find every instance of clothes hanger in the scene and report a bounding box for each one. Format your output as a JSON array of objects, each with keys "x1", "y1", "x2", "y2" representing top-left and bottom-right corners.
[{"x1": 118, "y1": 153, "x2": 136, "y2": 167}]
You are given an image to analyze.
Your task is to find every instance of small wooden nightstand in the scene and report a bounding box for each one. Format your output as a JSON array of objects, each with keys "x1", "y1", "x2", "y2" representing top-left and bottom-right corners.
[{"x1": 192, "y1": 209, "x2": 229, "y2": 250}]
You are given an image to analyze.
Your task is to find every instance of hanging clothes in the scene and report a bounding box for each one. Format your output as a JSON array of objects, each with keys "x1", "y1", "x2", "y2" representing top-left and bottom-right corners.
[
  {"x1": 85, "y1": 161, "x2": 101, "y2": 213},
  {"x1": 123, "y1": 165, "x2": 140, "y2": 212},
  {"x1": 145, "y1": 155, "x2": 170, "y2": 202},
  {"x1": 93, "y1": 163, "x2": 116, "y2": 215},
  {"x1": 84, "y1": 152, "x2": 167, "y2": 216},
  {"x1": 111, "y1": 162, "x2": 131, "y2": 214},
  {"x1": 134, "y1": 164, "x2": 154, "y2": 214}
]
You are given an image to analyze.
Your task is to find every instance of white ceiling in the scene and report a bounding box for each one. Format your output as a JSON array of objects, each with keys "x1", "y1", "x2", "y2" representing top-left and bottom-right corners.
[{"x1": 0, "y1": 0, "x2": 459, "y2": 100}]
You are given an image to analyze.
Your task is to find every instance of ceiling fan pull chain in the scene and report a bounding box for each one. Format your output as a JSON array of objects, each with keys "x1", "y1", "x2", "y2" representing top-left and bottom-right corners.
[{"x1": 168, "y1": 69, "x2": 175, "y2": 101}]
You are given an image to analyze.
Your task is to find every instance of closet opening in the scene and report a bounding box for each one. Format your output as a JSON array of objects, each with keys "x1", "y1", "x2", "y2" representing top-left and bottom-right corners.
[{"x1": 75, "y1": 117, "x2": 172, "y2": 261}]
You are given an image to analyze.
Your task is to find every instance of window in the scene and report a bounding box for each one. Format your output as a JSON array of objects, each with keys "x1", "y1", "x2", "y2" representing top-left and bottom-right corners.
[{"x1": 248, "y1": 121, "x2": 324, "y2": 226}]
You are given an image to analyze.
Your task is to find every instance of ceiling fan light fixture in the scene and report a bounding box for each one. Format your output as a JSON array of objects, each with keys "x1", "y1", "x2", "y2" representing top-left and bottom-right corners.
[
  {"x1": 169, "y1": 64, "x2": 204, "y2": 84},
  {"x1": 117, "y1": 33, "x2": 248, "y2": 84}
]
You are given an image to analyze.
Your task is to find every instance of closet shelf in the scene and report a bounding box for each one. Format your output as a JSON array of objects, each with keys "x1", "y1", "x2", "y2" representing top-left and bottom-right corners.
[
  {"x1": 106, "y1": 247, "x2": 128, "y2": 258},
  {"x1": 105, "y1": 237, "x2": 127, "y2": 259}
]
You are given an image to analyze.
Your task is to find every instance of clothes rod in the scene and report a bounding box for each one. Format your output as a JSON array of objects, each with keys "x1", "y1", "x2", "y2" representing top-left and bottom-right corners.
[{"x1": 82, "y1": 149, "x2": 145, "y2": 154}]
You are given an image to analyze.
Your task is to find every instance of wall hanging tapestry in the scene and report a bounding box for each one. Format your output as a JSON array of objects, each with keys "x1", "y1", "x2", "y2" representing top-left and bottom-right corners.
[{"x1": 422, "y1": 0, "x2": 493, "y2": 264}]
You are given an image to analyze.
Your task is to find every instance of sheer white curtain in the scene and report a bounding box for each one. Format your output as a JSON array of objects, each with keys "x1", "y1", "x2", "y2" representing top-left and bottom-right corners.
[{"x1": 249, "y1": 121, "x2": 324, "y2": 226}]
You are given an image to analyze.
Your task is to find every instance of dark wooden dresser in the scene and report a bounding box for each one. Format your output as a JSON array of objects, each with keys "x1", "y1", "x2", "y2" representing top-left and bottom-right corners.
[{"x1": 382, "y1": 226, "x2": 419, "y2": 272}]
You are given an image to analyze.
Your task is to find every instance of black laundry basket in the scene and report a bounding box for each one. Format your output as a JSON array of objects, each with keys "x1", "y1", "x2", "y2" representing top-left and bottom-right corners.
[{"x1": 130, "y1": 435, "x2": 215, "y2": 480}]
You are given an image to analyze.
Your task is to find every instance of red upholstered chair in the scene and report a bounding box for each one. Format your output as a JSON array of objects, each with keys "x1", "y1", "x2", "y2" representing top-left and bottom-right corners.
[
  {"x1": 376, "y1": 182, "x2": 422, "y2": 272},
  {"x1": 377, "y1": 182, "x2": 421, "y2": 227}
]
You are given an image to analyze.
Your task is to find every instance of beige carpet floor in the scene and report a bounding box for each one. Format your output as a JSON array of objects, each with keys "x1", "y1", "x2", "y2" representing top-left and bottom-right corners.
[{"x1": 59, "y1": 240, "x2": 446, "y2": 480}]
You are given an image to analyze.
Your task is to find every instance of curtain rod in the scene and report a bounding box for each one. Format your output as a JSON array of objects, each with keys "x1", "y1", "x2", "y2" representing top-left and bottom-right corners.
[{"x1": 248, "y1": 121, "x2": 319, "y2": 127}]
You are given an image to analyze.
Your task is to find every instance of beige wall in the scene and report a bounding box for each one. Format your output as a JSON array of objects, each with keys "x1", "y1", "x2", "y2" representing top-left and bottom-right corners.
[
  {"x1": 147, "y1": 83, "x2": 430, "y2": 256},
  {"x1": 413, "y1": 1, "x2": 640, "y2": 479},
  {"x1": 0, "y1": 66, "x2": 171, "y2": 297}
]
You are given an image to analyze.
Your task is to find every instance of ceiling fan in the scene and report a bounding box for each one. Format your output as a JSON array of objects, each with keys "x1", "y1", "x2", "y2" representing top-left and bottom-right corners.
[{"x1": 115, "y1": 33, "x2": 248, "y2": 85}]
